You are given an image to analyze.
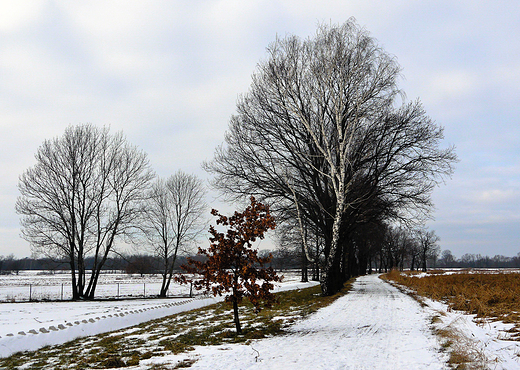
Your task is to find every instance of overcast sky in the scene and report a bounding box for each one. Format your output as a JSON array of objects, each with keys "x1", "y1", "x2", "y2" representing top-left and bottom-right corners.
[{"x1": 1, "y1": 1, "x2": 519, "y2": 259}]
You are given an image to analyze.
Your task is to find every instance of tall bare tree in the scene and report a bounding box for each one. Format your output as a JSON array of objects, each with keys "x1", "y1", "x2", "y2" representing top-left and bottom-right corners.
[
  {"x1": 418, "y1": 229, "x2": 440, "y2": 272},
  {"x1": 16, "y1": 124, "x2": 154, "y2": 299},
  {"x1": 140, "y1": 171, "x2": 207, "y2": 297},
  {"x1": 205, "y1": 19, "x2": 457, "y2": 295}
]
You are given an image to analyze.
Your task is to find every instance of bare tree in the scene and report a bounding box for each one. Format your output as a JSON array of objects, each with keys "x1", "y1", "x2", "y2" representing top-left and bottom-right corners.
[
  {"x1": 16, "y1": 124, "x2": 154, "y2": 299},
  {"x1": 140, "y1": 171, "x2": 207, "y2": 297},
  {"x1": 439, "y1": 249, "x2": 456, "y2": 268},
  {"x1": 205, "y1": 19, "x2": 457, "y2": 295},
  {"x1": 418, "y1": 229, "x2": 440, "y2": 272}
]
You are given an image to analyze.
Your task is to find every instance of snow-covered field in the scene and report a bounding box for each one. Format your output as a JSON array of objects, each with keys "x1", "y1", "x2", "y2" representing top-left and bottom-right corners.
[
  {"x1": 0, "y1": 271, "x2": 192, "y2": 301},
  {"x1": 2, "y1": 272, "x2": 520, "y2": 368},
  {"x1": 0, "y1": 270, "x2": 309, "y2": 359}
]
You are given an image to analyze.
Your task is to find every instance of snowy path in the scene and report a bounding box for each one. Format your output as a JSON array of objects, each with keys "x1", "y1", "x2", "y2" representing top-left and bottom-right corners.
[{"x1": 184, "y1": 274, "x2": 447, "y2": 369}]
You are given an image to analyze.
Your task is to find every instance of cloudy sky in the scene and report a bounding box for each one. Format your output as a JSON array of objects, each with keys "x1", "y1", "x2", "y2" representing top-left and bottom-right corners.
[{"x1": 0, "y1": 1, "x2": 519, "y2": 259}]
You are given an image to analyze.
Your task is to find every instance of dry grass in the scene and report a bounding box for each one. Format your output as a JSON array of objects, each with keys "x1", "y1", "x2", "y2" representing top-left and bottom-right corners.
[
  {"x1": 434, "y1": 315, "x2": 488, "y2": 370},
  {"x1": 383, "y1": 269, "x2": 511, "y2": 369},
  {"x1": 384, "y1": 269, "x2": 520, "y2": 332}
]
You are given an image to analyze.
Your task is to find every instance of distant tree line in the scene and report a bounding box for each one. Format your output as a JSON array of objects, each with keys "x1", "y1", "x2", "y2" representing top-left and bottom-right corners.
[
  {"x1": 4, "y1": 248, "x2": 520, "y2": 277},
  {"x1": 436, "y1": 251, "x2": 520, "y2": 269},
  {"x1": 0, "y1": 254, "x2": 192, "y2": 275}
]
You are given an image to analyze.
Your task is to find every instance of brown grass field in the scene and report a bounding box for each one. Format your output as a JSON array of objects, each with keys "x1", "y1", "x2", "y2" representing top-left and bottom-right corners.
[{"x1": 384, "y1": 269, "x2": 520, "y2": 339}]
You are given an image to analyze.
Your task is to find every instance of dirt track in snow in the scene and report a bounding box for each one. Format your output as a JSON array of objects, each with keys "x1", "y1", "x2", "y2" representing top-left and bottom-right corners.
[{"x1": 188, "y1": 274, "x2": 447, "y2": 369}]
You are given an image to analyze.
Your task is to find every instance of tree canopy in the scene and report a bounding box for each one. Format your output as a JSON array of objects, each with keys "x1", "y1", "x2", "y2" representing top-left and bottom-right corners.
[
  {"x1": 205, "y1": 19, "x2": 457, "y2": 295},
  {"x1": 180, "y1": 197, "x2": 280, "y2": 334}
]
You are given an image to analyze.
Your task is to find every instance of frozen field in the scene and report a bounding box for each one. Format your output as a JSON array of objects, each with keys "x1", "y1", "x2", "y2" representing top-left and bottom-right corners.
[
  {"x1": 0, "y1": 270, "x2": 310, "y2": 358},
  {"x1": 0, "y1": 271, "x2": 192, "y2": 302}
]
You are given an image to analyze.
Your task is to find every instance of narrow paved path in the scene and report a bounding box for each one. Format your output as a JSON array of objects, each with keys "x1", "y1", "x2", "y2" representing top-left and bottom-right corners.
[{"x1": 190, "y1": 274, "x2": 447, "y2": 369}]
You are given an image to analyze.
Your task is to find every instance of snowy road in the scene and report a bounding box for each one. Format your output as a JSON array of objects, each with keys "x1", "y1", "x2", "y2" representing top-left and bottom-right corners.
[{"x1": 185, "y1": 274, "x2": 447, "y2": 369}]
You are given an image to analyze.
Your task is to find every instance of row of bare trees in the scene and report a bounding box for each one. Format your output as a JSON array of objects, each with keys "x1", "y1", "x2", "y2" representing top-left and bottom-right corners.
[
  {"x1": 16, "y1": 124, "x2": 207, "y2": 299},
  {"x1": 204, "y1": 19, "x2": 457, "y2": 295},
  {"x1": 274, "y1": 218, "x2": 441, "y2": 282}
]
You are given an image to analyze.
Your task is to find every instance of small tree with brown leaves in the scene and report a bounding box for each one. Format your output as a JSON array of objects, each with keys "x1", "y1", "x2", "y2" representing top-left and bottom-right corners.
[{"x1": 180, "y1": 197, "x2": 281, "y2": 334}]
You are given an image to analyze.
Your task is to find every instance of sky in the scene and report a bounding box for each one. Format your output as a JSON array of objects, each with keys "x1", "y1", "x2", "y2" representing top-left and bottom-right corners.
[{"x1": 0, "y1": 1, "x2": 519, "y2": 259}]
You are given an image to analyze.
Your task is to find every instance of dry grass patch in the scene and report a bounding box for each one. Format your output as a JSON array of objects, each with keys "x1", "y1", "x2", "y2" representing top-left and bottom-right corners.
[
  {"x1": 383, "y1": 270, "x2": 506, "y2": 369},
  {"x1": 434, "y1": 317, "x2": 488, "y2": 370},
  {"x1": 384, "y1": 269, "x2": 520, "y2": 331}
]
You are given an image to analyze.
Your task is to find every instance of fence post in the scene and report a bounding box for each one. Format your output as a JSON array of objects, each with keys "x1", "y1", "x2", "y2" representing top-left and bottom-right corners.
[
  {"x1": 29, "y1": 284, "x2": 32, "y2": 302},
  {"x1": 61, "y1": 284, "x2": 64, "y2": 301},
  {"x1": 117, "y1": 283, "x2": 120, "y2": 299},
  {"x1": 190, "y1": 282, "x2": 193, "y2": 298},
  {"x1": 144, "y1": 283, "x2": 146, "y2": 298}
]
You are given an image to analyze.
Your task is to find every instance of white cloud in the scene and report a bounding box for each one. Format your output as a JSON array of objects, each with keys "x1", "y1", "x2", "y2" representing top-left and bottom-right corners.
[
  {"x1": 1, "y1": 0, "x2": 520, "y2": 258},
  {"x1": 474, "y1": 189, "x2": 519, "y2": 204},
  {"x1": 426, "y1": 70, "x2": 480, "y2": 103},
  {"x1": 0, "y1": 1, "x2": 45, "y2": 33}
]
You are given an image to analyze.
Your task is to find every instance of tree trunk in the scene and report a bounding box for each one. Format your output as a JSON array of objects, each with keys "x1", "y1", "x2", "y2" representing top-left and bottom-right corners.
[
  {"x1": 320, "y1": 245, "x2": 343, "y2": 296},
  {"x1": 70, "y1": 259, "x2": 79, "y2": 300},
  {"x1": 232, "y1": 295, "x2": 242, "y2": 335},
  {"x1": 159, "y1": 273, "x2": 169, "y2": 298},
  {"x1": 301, "y1": 242, "x2": 308, "y2": 283},
  {"x1": 320, "y1": 192, "x2": 345, "y2": 296}
]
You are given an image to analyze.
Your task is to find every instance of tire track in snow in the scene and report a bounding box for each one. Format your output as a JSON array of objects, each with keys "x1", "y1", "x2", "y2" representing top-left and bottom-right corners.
[{"x1": 188, "y1": 274, "x2": 447, "y2": 369}]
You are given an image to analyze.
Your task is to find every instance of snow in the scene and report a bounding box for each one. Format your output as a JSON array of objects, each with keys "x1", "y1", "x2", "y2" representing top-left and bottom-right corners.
[
  {"x1": 0, "y1": 295, "x2": 221, "y2": 358},
  {"x1": 424, "y1": 296, "x2": 520, "y2": 369},
  {"x1": 3, "y1": 273, "x2": 520, "y2": 369},
  {"x1": 0, "y1": 271, "x2": 314, "y2": 359},
  {"x1": 137, "y1": 274, "x2": 448, "y2": 369},
  {"x1": 0, "y1": 271, "x2": 192, "y2": 301}
]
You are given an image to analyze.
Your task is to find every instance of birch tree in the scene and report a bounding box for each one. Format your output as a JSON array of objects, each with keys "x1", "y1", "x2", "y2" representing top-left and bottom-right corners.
[{"x1": 205, "y1": 19, "x2": 456, "y2": 295}]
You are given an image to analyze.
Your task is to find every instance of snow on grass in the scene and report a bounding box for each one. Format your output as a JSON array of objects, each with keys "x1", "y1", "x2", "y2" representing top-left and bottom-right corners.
[
  {"x1": 424, "y1": 295, "x2": 520, "y2": 369},
  {"x1": 0, "y1": 270, "x2": 310, "y2": 359},
  {"x1": 0, "y1": 279, "x2": 324, "y2": 368},
  {"x1": 385, "y1": 271, "x2": 520, "y2": 369},
  {"x1": 3, "y1": 272, "x2": 519, "y2": 369}
]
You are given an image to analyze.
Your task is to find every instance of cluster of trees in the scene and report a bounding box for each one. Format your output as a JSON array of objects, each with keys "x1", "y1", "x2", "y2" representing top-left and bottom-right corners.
[
  {"x1": 270, "y1": 224, "x2": 442, "y2": 281},
  {"x1": 16, "y1": 20, "x2": 459, "y2": 300},
  {"x1": 204, "y1": 19, "x2": 457, "y2": 295},
  {"x1": 0, "y1": 254, "x2": 23, "y2": 274},
  {"x1": 437, "y1": 251, "x2": 520, "y2": 269},
  {"x1": 16, "y1": 124, "x2": 207, "y2": 299}
]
